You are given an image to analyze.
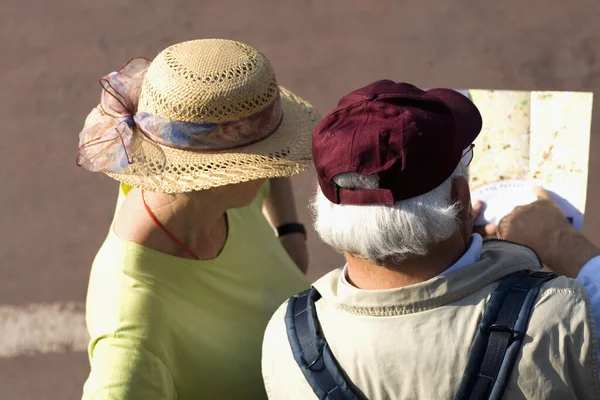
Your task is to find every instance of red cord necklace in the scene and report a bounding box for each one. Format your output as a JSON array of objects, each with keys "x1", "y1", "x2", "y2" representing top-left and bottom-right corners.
[{"x1": 141, "y1": 190, "x2": 201, "y2": 260}]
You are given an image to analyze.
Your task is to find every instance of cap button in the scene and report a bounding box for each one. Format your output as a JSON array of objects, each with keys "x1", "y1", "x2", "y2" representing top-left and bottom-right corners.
[{"x1": 363, "y1": 93, "x2": 377, "y2": 101}]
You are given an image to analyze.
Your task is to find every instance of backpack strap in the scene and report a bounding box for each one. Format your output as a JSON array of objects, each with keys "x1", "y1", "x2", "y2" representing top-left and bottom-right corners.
[
  {"x1": 285, "y1": 288, "x2": 367, "y2": 400},
  {"x1": 285, "y1": 270, "x2": 555, "y2": 400},
  {"x1": 454, "y1": 270, "x2": 557, "y2": 400}
]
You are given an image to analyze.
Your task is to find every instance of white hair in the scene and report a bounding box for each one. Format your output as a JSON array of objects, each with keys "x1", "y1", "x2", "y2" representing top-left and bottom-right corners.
[{"x1": 312, "y1": 163, "x2": 468, "y2": 266}]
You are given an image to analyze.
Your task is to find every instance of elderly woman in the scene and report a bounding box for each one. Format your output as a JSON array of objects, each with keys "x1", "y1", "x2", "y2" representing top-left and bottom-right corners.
[{"x1": 76, "y1": 39, "x2": 319, "y2": 399}]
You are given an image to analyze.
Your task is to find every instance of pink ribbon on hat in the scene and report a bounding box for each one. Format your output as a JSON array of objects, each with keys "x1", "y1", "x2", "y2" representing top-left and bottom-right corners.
[
  {"x1": 76, "y1": 58, "x2": 284, "y2": 174},
  {"x1": 76, "y1": 58, "x2": 150, "y2": 173}
]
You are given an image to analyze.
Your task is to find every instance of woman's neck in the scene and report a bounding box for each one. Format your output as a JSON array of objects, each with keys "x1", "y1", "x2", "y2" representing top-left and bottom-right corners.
[
  {"x1": 116, "y1": 188, "x2": 229, "y2": 260},
  {"x1": 141, "y1": 189, "x2": 227, "y2": 229}
]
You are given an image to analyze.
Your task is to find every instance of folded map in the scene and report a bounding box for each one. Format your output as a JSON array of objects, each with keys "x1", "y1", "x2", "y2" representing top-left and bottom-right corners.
[{"x1": 464, "y1": 89, "x2": 593, "y2": 216}]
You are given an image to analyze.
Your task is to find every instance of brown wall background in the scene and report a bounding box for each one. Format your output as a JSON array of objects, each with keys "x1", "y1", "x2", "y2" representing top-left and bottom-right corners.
[{"x1": 1, "y1": 1, "x2": 599, "y2": 398}]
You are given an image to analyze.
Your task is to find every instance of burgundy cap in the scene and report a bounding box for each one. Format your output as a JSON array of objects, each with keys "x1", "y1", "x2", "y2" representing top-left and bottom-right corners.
[{"x1": 312, "y1": 80, "x2": 482, "y2": 205}]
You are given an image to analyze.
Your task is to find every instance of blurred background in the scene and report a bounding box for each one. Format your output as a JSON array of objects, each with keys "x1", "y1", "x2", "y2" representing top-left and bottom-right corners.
[{"x1": 1, "y1": 0, "x2": 600, "y2": 398}]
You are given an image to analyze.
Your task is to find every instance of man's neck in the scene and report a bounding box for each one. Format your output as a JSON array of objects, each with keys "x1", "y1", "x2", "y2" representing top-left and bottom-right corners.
[{"x1": 345, "y1": 233, "x2": 468, "y2": 290}]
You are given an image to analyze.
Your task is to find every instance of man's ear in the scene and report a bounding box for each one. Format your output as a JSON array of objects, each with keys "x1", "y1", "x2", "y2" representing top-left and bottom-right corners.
[
  {"x1": 452, "y1": 176, "x2": 474, "y2": 243},
  {"x1": 451, "y1": 176, "x2": 471, "y2": 211}
]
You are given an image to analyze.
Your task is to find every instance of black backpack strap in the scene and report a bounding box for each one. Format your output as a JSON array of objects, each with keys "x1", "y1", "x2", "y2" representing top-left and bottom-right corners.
[
  {"x1": 285, "y1": 288, "x2": 367, "y2": 400},
  {"x1": 454, "y1": 270, "x2": 557, "y2": 400}
]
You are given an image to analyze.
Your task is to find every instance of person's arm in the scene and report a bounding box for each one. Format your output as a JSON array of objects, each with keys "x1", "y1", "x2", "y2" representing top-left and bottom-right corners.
[
  {"x1": 262, "y1": 177, "x2": 309, "y2": 274},
  {"x1": 82, "y1": 336, "x2": 176, "y2": 400},
  {"x1": 544, "y1": 229, "x2": 600, "y2": 278},
  {"x1": 496, "y1": 187, "x2": 600, "y2": 277}
]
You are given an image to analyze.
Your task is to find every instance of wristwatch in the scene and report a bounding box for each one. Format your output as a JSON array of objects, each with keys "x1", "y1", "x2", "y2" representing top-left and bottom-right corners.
[{"x1": 276, "y1": 223, "x2": 307, "y2": 239}]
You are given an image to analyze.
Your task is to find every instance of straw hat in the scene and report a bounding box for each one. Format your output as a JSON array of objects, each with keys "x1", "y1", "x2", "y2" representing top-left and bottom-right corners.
[{"x1": 77, "y1": 39, "x2": 320, "y2": 193}]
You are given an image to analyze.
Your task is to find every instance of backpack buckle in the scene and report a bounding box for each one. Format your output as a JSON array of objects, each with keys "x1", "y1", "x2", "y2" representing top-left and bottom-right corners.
[
  {"x1": 305, "y1": 352, "x2": 323, "y2": 369},
  {"x1": 528, "y1": 270, "x2": 554, "y2": 278},
  {"x1": 488, "y1": 324, "x2": 524, "y2": 344}
]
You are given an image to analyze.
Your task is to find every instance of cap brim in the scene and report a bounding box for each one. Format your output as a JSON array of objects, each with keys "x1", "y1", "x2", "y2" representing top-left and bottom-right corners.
[{"x1": 426, "y1": 88, "x2": 482, "y2": 150}]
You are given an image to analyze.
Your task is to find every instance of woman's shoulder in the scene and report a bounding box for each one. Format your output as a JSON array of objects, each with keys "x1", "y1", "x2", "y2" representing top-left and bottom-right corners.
[{"x1": 88, "y1": 241, "x2": 174, "y2": 340}]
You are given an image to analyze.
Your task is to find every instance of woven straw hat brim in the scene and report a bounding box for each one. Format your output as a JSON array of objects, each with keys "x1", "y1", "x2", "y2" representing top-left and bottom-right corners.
[{"x1": 105, "y1": 86, "x2": 320, "y2": 193}]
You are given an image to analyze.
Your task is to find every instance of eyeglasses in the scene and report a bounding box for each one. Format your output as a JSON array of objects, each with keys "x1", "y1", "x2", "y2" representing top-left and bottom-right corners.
[{"x1": 462, "y1": 144, "x2": 475, "y2": 167}]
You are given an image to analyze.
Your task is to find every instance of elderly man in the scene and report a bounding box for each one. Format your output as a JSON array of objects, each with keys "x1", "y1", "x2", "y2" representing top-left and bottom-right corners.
[{"x1": 261, "y1": 80, "x2": 600, "y2": 399}]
